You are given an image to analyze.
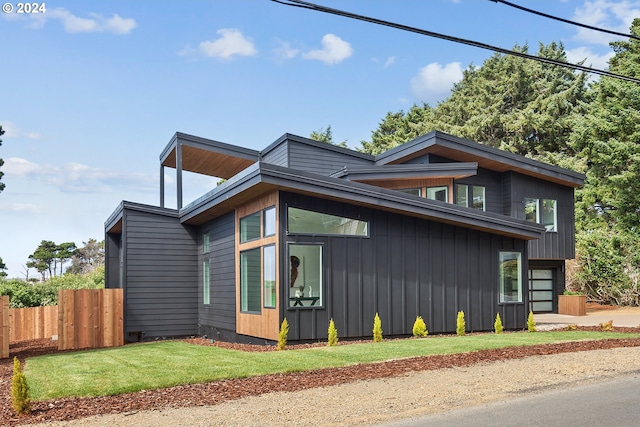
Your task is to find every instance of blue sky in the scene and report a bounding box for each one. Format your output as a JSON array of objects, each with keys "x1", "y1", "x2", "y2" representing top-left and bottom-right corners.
[{"x1": 1, "y1": 0, "x2": 639, "y2": 277}]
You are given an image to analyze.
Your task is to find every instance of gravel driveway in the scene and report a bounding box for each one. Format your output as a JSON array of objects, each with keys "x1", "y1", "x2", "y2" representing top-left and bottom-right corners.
[{"x1": 31, "y1": 346, "x2": 640, "y2": 427}]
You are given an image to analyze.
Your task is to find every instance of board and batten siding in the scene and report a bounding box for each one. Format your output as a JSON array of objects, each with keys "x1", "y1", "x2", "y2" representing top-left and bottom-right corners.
[
  {"x1": 198, "y1": 211, "x2": 237, "y2": 340},
  {"x1": 279, "y1": 192, "x2": 528, "y2": 342},
  {"x1": 454, "y1": 167, "x2": 503, "y2": 214},
  {"x1": 506, "y1": 172, "x2": 576, "y2": 260},
  {"x1": 122, "y1": 209, "x2": 199, "y2": 340}
]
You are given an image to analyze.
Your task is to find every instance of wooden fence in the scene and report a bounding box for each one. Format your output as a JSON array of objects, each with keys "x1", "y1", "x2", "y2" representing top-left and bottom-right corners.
[{"x1": 0, "y1": 289, "x2": 124, "y2": 358}]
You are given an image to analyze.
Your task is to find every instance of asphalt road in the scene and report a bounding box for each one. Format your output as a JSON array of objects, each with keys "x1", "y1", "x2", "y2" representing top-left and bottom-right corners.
[{"x1": 375, "y1": 373, "x2": 640, "y2": 427}]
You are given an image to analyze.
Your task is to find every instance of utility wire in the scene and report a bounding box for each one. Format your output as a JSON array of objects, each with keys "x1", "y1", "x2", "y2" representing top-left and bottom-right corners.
[
  {"x1": 489, "y1": 0, "x2": 640, "y2": 42},
  {"x1": 271, "y1": 0, "x2": 640, "y2": 84}
]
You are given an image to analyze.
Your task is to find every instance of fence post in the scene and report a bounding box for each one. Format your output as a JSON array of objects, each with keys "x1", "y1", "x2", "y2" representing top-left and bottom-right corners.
[{"x1": 0, "y1": 296, "x2": 9, "y2": 358}]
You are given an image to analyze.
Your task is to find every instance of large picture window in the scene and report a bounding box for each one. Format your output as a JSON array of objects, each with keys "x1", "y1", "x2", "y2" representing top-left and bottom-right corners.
[
  {"x1": 288, "y1": 207, "x2": 368, "y2": 237},
  {"x1": 240, "y1": 248, "x2": 261, "y2": 313},
  {"x1": 499, "y1": 251, "x2": 522, "y2": 303},
  {"x1": 289, "y1": 244, "x2": 323, "y2": 308}
]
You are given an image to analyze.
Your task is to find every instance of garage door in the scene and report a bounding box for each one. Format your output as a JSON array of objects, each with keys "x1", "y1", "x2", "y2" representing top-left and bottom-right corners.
[{"x1": 528, "y1": 269, "x2": 554, "y2": 313}]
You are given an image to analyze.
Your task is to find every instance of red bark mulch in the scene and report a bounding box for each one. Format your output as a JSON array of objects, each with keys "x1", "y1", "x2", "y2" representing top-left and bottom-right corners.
[{"x1": 3, "y1": 328, "x2": 640, "y2": 425}]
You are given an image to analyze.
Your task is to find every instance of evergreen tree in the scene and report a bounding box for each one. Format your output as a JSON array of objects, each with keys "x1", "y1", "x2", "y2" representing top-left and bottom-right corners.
[{"x1": 310, "y1": 125, "x2": 348, "y2": 148}]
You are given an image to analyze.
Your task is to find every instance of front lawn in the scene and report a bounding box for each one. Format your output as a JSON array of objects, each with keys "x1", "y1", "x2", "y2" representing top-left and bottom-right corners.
[{"x1": 26, "y1": 331, "x2": 640, "y2": 400}]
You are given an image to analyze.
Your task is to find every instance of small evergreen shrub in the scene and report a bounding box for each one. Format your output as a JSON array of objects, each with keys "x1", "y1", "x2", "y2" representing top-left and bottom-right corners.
[
  {"x1": 11, "y1": 357, "x2": 31, "y2": 415},
  {"x1": 373, "y1": 313, "x2": 383, "y2": 342},
  {"x1": 599, "y1": 320, "x2": 613, "y2": 331},
  {"x1": 412, "y1": 316, "x2": 428, "y2": 337},
  {"x1": 277, "y1": 318, "x2": 289, "y2": 350},
  {"x1": 328, "y1": 318, "x2": 338, "y2": 346},
  {"x1": 566, "y1": 323, "x2": 578, "y2": 331},
  {"x1": 456, "y1": 311, "x2": 465, "y2": 336},
  {"x1": 494, "y1": 313, "x2": 503, "y2": 334},
  {"x1": 527, "y1": 310, "x2": 537, "y2": 332}
]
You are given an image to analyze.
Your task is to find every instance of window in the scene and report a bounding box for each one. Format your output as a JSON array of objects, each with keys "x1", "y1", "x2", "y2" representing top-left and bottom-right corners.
[
  {"x1": 203, "y1": 259, "x2": 210, "y2": 305},
  {"x1": 499, "y1": 251, "x2": 522, "y2": 303},
  {"x1": 288, "y1": 207, "x2": 368, "y2": 237},
  {"x1": 203, "y1": 232, "x2": 210, "y2": 253},
  {"x1": 263, "y1": 206, "x2": 276, "y2": 237},
  {"x1": 240, "y1": 248, "x2": 261, "y2": 313},
  {"x1": 398, "y1": 188, "x2": 422, "y2": 197},
  {"x1": 455, "y1": 184, "x2": 486, "y2": 211},
  {"x1": 525, "y1": 198, "x2": 557, "y2": 232},
  {"x1": 426, "y1": 186, "x2": 448, "y2": 202},
  {"x1": 289, "y1": 244, "x2": 323, "y2": 308},
  {"x1": 455, "y1": 184, "x2": 468, "y2": 207},
  {"x1": 263, "y1": 245, "x2": 276, "y2": 308},
  {"x1": 240, "y1": 212, "x2": 261, "y2": 243}
]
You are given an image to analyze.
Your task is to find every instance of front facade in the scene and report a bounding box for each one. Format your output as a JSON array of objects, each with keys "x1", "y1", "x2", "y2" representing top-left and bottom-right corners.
[{"x1": 105, "y1": 131, "x2": 584, "y2": 343}]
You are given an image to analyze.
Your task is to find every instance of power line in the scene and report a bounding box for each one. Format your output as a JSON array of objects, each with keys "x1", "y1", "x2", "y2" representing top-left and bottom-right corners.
[
  {"x1": 489, "y1": 0, "x2": 640, "y2": 42},
  {"x1": 271, "y1": 0, "x2": 640, "y2": 84}
]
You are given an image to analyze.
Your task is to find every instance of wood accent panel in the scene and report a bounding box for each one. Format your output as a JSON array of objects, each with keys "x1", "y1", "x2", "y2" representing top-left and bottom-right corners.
[
  {"x1": 0, "y1": 296, "x2": 8, "y2": 358},
  {"x1": 58, "y1": 289, "x2": 124, "y2": 351},
  {"x1": 9, "y1": 305, "x2": 58, "y2": 342},
  {"x1": 236, "y1": 191, "x2": 280, "y2": 341},
  {"x1": 163, "y1": 146, "x2": 255, "y2": 179},
  {"x1": 558, "y1": 295, "x2": 586, "y2": 316}
]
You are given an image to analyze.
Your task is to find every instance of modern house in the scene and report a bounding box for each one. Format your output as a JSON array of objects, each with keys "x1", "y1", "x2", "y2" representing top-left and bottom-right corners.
[{"x1": 104, "y1": 130, "x2": 584, "y2": 343}]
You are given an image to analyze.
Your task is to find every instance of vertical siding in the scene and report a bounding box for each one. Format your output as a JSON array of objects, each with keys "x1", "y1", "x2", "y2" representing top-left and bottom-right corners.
[
  {"x1": 455, "y1": 168, "x2": 503, "y2": 214},
  {"x1": 280, "y1": 192, "x2": 528, "y2": 341},
  {"x1": 198, "y1": 211, "x2": 236, "y2": 338},
  {"x1": 105, "y1": 232, "x2": 121, "y2": 289},
  {"x1": 508, "y1": 172, "x2": 575, "y2": 259},
  {"x1": 123, "y1": 209, "x2": 198, "y2": 339},
  {"x1": 288, "y1": 142, "x2": 372, "y2": 176}
]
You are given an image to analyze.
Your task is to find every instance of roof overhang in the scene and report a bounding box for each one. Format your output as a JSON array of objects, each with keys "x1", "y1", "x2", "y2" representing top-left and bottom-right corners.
[
  {"x1": 160, "y1": 132, "x2": 260, "y2": 179},
  {"x1": 179, "y1": 163, "x2": 545, "y2": 240},
  {"x1": 375, "y1": 131, "x2": 585, "y2": 188},
  {"x1": 330, "y1": 162, "x2": 478, "y2": 182},
  {"x1": 105, "y1": 201, "x2": 179, "y2": 234}
]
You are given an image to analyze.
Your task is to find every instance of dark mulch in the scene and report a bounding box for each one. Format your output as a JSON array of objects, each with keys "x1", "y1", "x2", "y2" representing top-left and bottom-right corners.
[{"x1": 4, "y1": 328, "x2": 640, "y2": 425}]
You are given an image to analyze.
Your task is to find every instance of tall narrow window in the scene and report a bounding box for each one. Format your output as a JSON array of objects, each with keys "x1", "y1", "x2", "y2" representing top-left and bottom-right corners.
[
  {"x1": 499, "y1": 251, "x2": 522, "y2": 303},
  {"x1": 263, "y1": 245, "x2": 276, "y2": 308},
  {"x1": 203, "y1": 259, "x2": 210, "y2": 305},
  {"x1": 455, "y1": 184, "x2": 468, "y2": 207},
  {"x1": 541, "y1": 199, "x2": 557, "y2": 232},
  {"x1": 289, "y1": 244, "x2": 323, "y2": 308},
  {"x1": 240, "y1": 248, "x2": 261, "y2": 313},
  {"x1": 472, "y1": 186, "x2": 486, "y2": 211},
  {"x1": 263, "y1": 206, "x2": 276, "y2": 237},
  {"x1": 524, "y1": 198, "x2": 538, "y2": 223},
  {"x1": 426, "y1": 186, "x2": 448, "y2": 202},
  {"x1": 203, "y1": 232, "x2": 210, "y2": 253},
  {"x1": 240, "y1": 212, "x2": 261, "y2": 243}
]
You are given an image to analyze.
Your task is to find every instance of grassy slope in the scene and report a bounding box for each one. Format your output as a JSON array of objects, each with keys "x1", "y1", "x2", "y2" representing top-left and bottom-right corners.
[{"x1": 26, "y1": 331, "x2": 640, "y2": 400}]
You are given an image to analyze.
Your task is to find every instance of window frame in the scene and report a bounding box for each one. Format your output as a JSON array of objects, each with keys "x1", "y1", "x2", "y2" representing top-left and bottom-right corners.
[
  {"x1": 203, "y1": 259, "x2": 210, "y2": 305},
  {"x1": 287, "y1": 242, "x2": 324, "y2": 309},
  {"x1": 240, "y1": 247, "x2": 262, "y2": 314},
  {"x1": 287, "y1": 206, "x2": 369, "y2": 238},
  {"x1": 499, "y1": 251, "x2": 523, "y2": 304},
  {"x1": 239, "y1": 212, "x2": 261, "y2": 243},
  {"x1": 203, "y1": 232, "x2": 210, "y2": 253},
  {"x1": 263, "y1": 244, "x2": 276, "y2": 308},
  {"x1": 426, "y1": 186, "x2": 448, "y2": 202},
  {"x1": 524, "y1": 198, "x2": 557, "y2": 232}
]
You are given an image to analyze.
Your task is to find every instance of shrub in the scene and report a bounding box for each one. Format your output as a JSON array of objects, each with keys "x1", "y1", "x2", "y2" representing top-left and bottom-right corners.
[
  {"x1": 412, "y1": 316, "x2": 428, "y2": 337},
  {"x1": 456, "y1": 311, "x2": 465, "y2": 336},
  {"x1": 327, "y1": 318, "x2": 338, "y2": 346},
  {"x1": 599, "y1": 320, "x2": 613, "y2": 331},
  {"x1": 527, "y1": 310, "x2": 537, "y2": 332},
  {"x1": 566, "y1": 324, "x2": 578, "y2": 330},
  {"x1": 373, "y1": 313, "x2": 383, "y2": 342},
  {"x1": 277, "y1": 318, "x2": 289, "y2": 350},
  {"x1": 494, "y1": 313, "x2": 503, "y2": 334},
  {"x1": 11, "y1": 357, "x2": 31, "y2": 415}
]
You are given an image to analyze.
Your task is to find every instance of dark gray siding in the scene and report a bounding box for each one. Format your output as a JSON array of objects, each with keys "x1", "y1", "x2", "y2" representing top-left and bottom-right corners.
[
  {"x1": 123, "y1": 209, "x2": 198, "y2": 339},
  {"x1": 261, "y1": 141, "x2": 288, "y2": 167},
  {"x1": 288, "y1": 142, "x2": 372, "y2": 176},
  {"x1": 105, "y1": 232, "x2": 121, "y2": 289},
  {"x1": 198, "y1": 211, "x2": 237, "y2": 340},
  {"x1": 279, "y1": 192, "x2": 528, "y2": 341},
  {"x1": 507, "y1": 172, "x2": 575, "y2": 259}
]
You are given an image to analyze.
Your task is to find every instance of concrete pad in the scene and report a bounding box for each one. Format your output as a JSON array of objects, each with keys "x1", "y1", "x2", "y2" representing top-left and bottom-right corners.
[{"x1": 535, "y1": 307, "x2": 640, "y2": 328}]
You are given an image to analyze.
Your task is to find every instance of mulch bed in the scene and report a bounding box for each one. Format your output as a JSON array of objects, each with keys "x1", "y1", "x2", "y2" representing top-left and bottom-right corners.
[{"x1": 3, "y1": 328, "x2": 640, "y2": 425}]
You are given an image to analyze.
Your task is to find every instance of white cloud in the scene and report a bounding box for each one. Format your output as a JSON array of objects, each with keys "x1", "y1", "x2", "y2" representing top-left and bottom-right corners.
[
  {"x1": 197, "y1": 28, "x2": 257, "y2": 59},
  {"x1": 303, "y1": 34, "x2": 353, "y2": 65},
  {"x1": 410, "y1": 62, "x2": 463, "y2": 105},
  {"x1": 384, "y1": 56, "x2": 396, "y2": 68},
  {"x1": 0, "y1": 203, "x2": 44, "y2": 214},
  {"x1": 1, "y1": 121, "x2": 40, "y2": 139},
  {"x1": 273, "y1": 41, "x2": 299, "y2": 60},
  {"x1": 566, "y1": 46, "x2": 614, "y2": 71},
  {"x1": 3, "y1": 157, "x2": 156, "y2": 193},
  {"x1": 22, "y1": 7, "x2": 136, "y2": 34},
  {"x1": 572, "y1": 0, "x2": 640, "y2": 45}
]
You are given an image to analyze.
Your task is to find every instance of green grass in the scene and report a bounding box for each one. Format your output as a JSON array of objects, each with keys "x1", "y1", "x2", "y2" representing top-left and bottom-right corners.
[{"x1": 26, "y1": 331, "x2": 640, "y2": 400}]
